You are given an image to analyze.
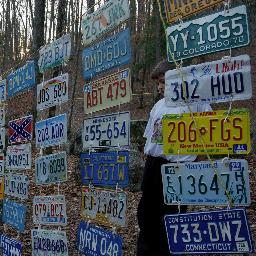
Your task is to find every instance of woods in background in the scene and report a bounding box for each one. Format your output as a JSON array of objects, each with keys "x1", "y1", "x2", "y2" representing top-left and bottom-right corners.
[{"x1": 0, "y1": 0, "x2": 166, "y2": 92}]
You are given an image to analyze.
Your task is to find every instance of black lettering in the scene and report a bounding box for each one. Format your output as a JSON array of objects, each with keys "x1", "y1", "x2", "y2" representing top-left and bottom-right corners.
[
  {"x1": 222, "y1": 74, "x2": 232, "y2": 95},
  {"x1": 211, "y1": 76, "x2": 221, "y2": 96},
  {"x1": 234, "y1": 72, "x2": 244, "y2": 93}
]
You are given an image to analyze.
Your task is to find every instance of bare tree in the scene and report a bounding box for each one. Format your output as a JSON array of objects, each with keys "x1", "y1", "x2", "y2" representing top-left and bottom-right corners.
[
  {"x1": 2, "y1": 0, "x2": 11, "y2": 68},
  {"x1": 31, "y1": 0, "x2": 46, "y2": 135},
  {"x1": 87, "y1": 0, "x2": 95, "y2": 13},
  {"x1": 48, "y1": 0, "x2": 56, "y2": 42},
  {"x1": 32, "y1": 0, "x2": 46, "y2": 53}
]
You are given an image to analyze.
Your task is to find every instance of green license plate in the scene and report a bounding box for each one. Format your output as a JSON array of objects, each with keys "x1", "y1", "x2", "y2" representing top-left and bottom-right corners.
[{"x1": 167, "y1": 5, "x2": 250, "y2": 61}]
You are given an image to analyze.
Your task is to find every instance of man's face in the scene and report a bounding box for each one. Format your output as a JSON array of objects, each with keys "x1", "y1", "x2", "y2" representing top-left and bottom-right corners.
[{"x1": 156, "y1": 74, "x2": 165, "y2": 97}]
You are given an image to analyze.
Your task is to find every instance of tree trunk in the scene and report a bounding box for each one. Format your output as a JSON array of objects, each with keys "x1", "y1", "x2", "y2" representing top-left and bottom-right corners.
[
  {"x1": 68, "y1": 0, "x2": 84, "y2": 136},
  {"x1": 87, "y1": 0, "x2": 95, "y2": 13},
  {"x1": 48, "y1": 0, "x2": 55, "y2": 41},
  {"x1": 32, "y1": 0, "x2": 46, "y2": 53},
  {"x1": 32, "y1": 0, "x2": 46, "y2": 141},
  {"x1": 130, "y1": 0, "x2": 136, "y2": 92},
  {"x1": 2, "y1": 0, "x2": 11, "y2": 68}
]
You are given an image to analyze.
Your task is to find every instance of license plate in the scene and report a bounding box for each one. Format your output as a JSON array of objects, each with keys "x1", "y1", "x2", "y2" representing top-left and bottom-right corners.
[
  {"x1": 165, "y1": 55, "x2": 252, "y2": 106},
  {"x1": 83, "y1": 111, "x2": 130, "y2": 148},
  {"x1": 0, "y1": 153, "x2": 4, "y2": 176},
  {"x1": 162, "y1": 159, "x2": 250, "y2": 206},
  {"x1": 35, "y1": 151, "x2": 67, "y2": 185},
  {"x1": 35, "y1": 114, "x2": 67, "y2": 148},
  {"x1": 38, "y1": 34, "x2": 71, "y2": 73},
  {"x1": 167, "y1": 5, "x2": 250, "y2": 62},
  {"x1": 6, "y1": 144, "x2": 32, "y2": 170},
  {"x1": 165, "y1": 209, "x2": 253, "y2": 254},
  {"x1": 82, "y1": 28, "x2": 132, "y2": 79},
  {"x1": 7, "y1": 61, "x2": 36, "y2": 97},
  {"x1": 84, "y1": 69, "x2": 131, "y2": 114},
  {"x1": 0, "y1": 128, "x2": 5, "y2": 151},
  {"x1": 0, "y1": 79, "x2": 6, "y2": 102},
  {"x1": 0, "y1": 200, "x2": 2, "y2": 218},
  {"x1": 82, "y1": 0, "x2": 130, "y2": 46},
  {"x1": 163, "y1": 109, "x2": 250, "y2": 155},
  {"x1": 77, "y1": 220, "x2": 123, "y2": 256},
  {"x1": 2, "y1": 199, "x2": 26, "y2": 232},
  {"x1": 0, "y1": 234, "x2": 22, "y2": 256},
  {"x1": 80, "y1": 151, "x2": 129, "y2": 187},
  {"x1": 32, "y1": 229, "x2": 68, "y2": 256},
  {"x1": 82, "y1": 186, "x2": 127, "y2": 227},
  {"x1": 4, "y1": 173, "x2": 29, "y2": 200},
  {"x1": 8, "y1": 115, "x2": 33, "y2": 144},
  {"x1": 0, "y1": 107, "x2": 5, "y2": 127},
  {"x1": 0, "y1": 177, "x2": 4, "y2": 199},
  {"x1": 37, "y1": 73, "x2": 69, "y2": 110},
  {"x1": 164, "y1": 0, "x2": 223, "y2": 24},
  {"x1": 33, "y1": 195, "x2": 67, "y2": 225}
]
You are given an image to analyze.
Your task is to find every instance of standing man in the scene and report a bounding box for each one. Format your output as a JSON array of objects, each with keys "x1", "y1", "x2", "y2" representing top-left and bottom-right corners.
[{"x1": 136, "y1": 60, "x2": 212, "y2": 256}]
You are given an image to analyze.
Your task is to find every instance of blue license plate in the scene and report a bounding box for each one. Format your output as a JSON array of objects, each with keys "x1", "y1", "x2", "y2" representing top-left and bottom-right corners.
[
  {"x1": 0, "y1": 234, "x2": 22, "y2": 255},
  {"x1": 77, "y1": 221, "x2": 123, "y2": 256},
  {"x1": 80, "y1": 151, "x2": 129, "y2": 187},
  {"x1": 7, "y1": 61, "x2": 36, "y2": 97},
  {"x1": 0, "y1": 79, "x2": 6, "y2": 102},
  {"x1": 2, "y1": 199, "x2": 26, "y2": 232},
  {"x1": 233, "y1": 144, "x2": 248, "y2": 153},
  {"x1": 165, "y1": 209, "x2": 253, "y2": 254},
  {"x1": 82, "y1": 28, "x2": 132, "y2": 79},
  {"x1": 35, "y1": 114, "x2": 67, "y2": 148}
]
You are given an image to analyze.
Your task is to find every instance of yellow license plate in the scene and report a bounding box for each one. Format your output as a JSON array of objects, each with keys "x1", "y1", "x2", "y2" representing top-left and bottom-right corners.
[
  {"x1": 163, "y1": 109, "x2": 250, "y2": 155},
  {"x1": 164, "y1": 0, "x2": 223, "y2": 24},
  {"x1": 0, "y1": 177, "x2": 4, "y2": 199}
]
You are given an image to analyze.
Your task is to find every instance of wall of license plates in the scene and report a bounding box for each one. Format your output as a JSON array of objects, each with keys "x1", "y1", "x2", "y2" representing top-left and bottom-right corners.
[
  {"x1": 161, "y1": 0, "x2": 254, "y2": 254},
  {"x1": 0, "y1": 0, "x2": 254, "y2": 255},
  {"x1": 79, "y1": 0, "x2": 131, "y2": 255},
  {"x1": 0, "y1": 0, "x2": 132, "y2": 255}
]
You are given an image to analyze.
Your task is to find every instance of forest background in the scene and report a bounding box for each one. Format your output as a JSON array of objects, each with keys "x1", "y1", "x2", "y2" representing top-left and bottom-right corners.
[{"x1": 0, "y1": 0, "x2": 256, "y2": 255}]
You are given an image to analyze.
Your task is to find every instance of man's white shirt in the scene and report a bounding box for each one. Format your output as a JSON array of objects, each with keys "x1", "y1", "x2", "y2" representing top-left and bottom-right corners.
[{"x1": 144, "y1": 98, "x2": 212, "y2": 161}]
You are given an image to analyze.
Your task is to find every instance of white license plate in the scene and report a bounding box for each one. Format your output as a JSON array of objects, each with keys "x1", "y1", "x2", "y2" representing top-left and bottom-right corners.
[
  {"x1": 33, "y1": 195, "x2": 67, "y2": 225},
  {"x1": 35, "y1": 152, "x2": 67, "y2": 185},
  {"x1": 84, "y1": 69, "x2": 131, "y2": 114},
  {"x1": 162, "y1": 159, "x2": 250, "y2": 206},
  {"x1": 37, "y1": 73, "x2": 68, "y2": 110},
  {"x1": 6, "y1": 144, "x2": 32, "y2": 170},
  {"x1": 38, "y1": 34, "x2": 71, "y2": 73},
  {"x1": 165, "y1": 55, "x2": 252, "y2": 106},
  {"x1": 81, "y1": 0, "x2": 130, "y2": 46},
  {"x1": 5, "y1": 173, "x2": 29, "y2": 200},
  {"x1": 35, "y1": 114, "x2": 67, "y2": 148},
  {"x1": 83, "y1": 111, "x2": 130, "y2": 148},
  {"x1": 82, "y1": 187, "x2": 126, "y2": 227},
  {"x1": 32, "y1": 229, "x2": 68, "y2": 256}
]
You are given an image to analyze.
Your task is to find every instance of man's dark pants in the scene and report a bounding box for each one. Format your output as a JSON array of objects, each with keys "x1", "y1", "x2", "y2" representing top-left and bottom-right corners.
[{"x1": 137, "y1": 155, "x2": 187, "y2": 256}]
